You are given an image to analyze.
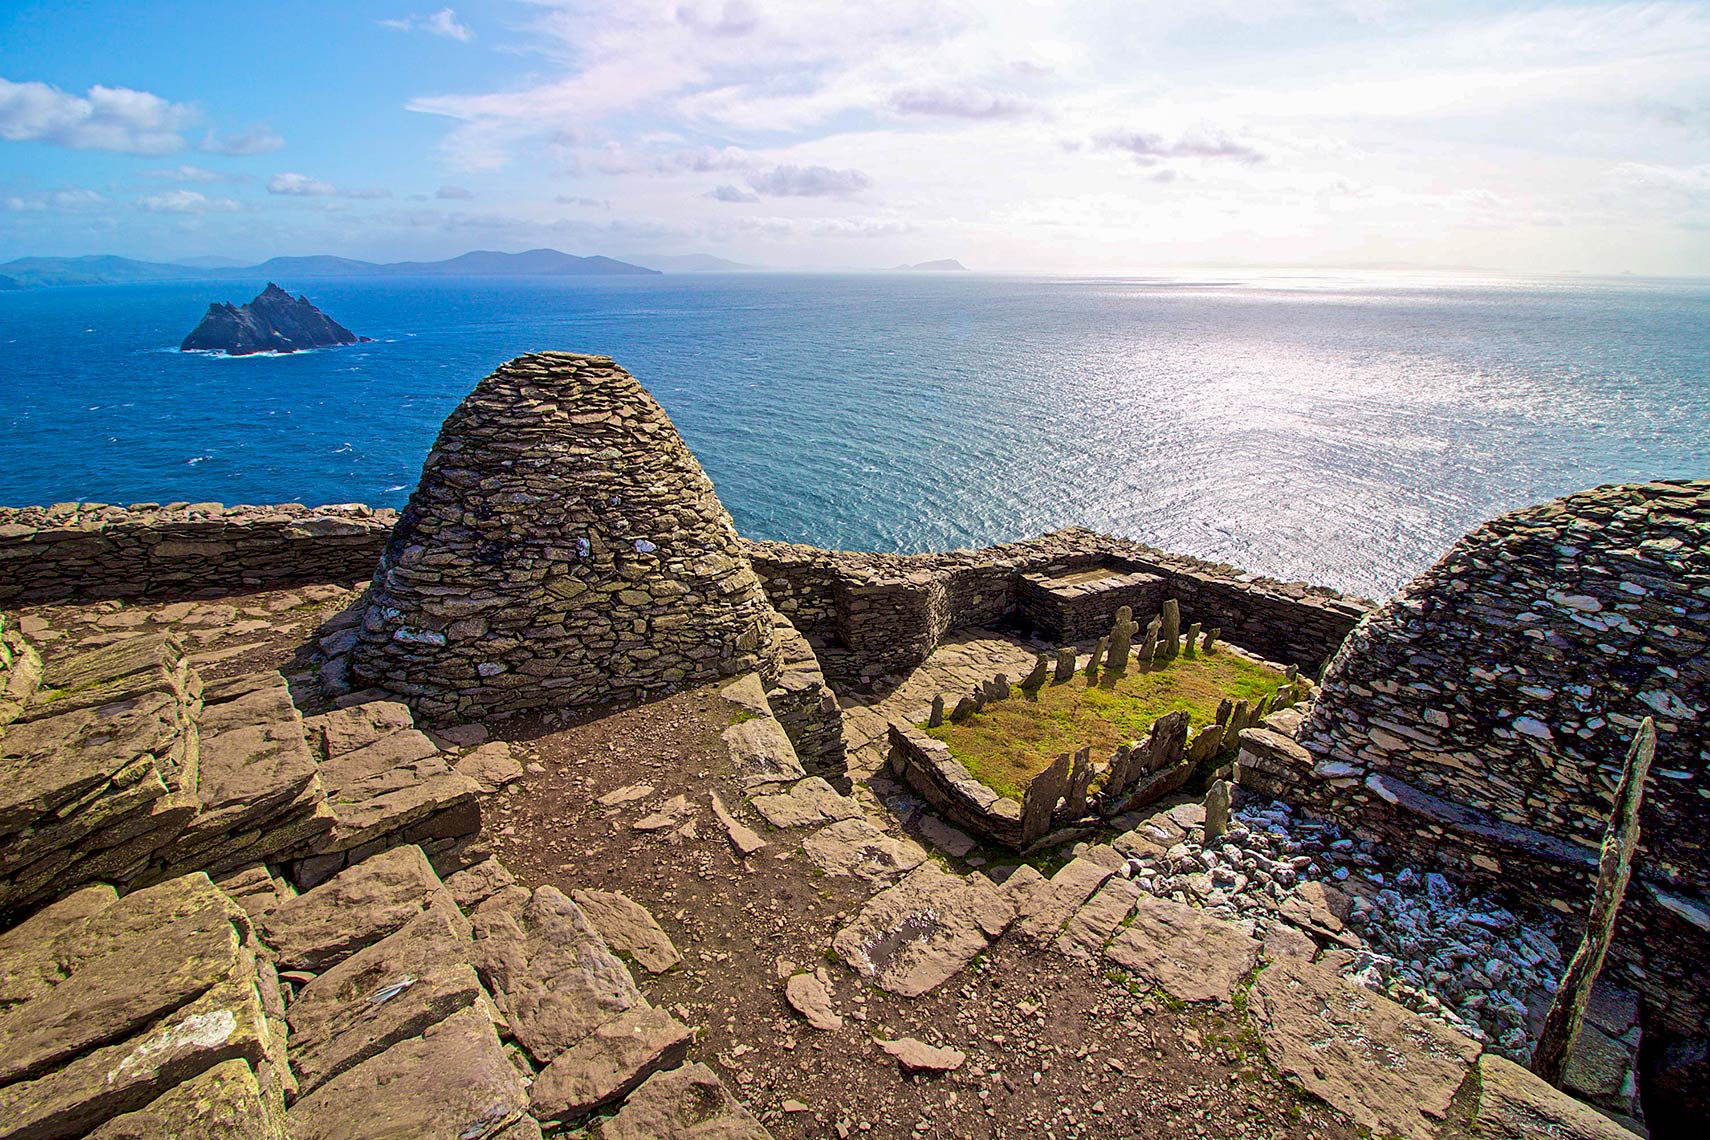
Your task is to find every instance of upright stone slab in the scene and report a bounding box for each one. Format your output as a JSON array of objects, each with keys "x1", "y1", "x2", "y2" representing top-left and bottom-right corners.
[
  {"x1": 349, "y1": 352, "x2": 778, "y2": 722},
  {"x1": 1053, "y1": 647, "x2": 1076, "y2": 683},
  {"x1": 1106, "y1": 605, "x2": 1137, "y2": 671},
  {"x1": 1158, "y1": 599, "x2": 1181, "y2": 660}
]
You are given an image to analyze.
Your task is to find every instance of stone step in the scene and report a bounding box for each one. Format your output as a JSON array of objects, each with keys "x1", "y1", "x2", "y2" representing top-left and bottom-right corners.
[
  {"x1": 0, "y1": 616, "x2": 44, "y2": 734},
  {"x1": 0, "y1": 871, "x2": 281, "y2": 1140}
]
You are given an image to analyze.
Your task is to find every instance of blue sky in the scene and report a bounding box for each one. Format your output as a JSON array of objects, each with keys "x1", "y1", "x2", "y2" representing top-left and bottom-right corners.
[{"x1": 1, "y1": 1, "x2": 1706, "y2": 273}]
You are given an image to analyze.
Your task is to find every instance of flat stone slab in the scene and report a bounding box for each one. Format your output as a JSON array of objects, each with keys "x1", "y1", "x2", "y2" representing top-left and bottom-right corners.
[
  {"x1": 263, "y1": 845, "x2": 451, "y2": 973},
  {"x1": 832, "y1": 864, "x2": 1013, "y2": 997},
  {"x1": 1010, "y1": 853, "x2": 1117, "y2": 942},
  {"x1": 803, "y1": 819, "x2": 927, "y2": 884},
  {"x1": 877, "y1": 1037, "x2": 966, "y2": 1075},
  {"x1": 784, "y1": 974, "x2": 841, "y2": 1031},
  {"x1": 1248, "y1": 955, "x2": 1482, "y2": 1140},
  {"x1": 0, "y1": 692, "x2": 179, "y2": 835},
  {"x1": 723, "y1": 717, "x2": 805, "y2": 788},
  {"x1": 284, "y1": 896, "x2": 482, "y2": 1094},
  {"x1": 0, "y1": 884, "x2": 119, "y2": 1011},
  {"x1": 529, "y1": 1005, "x2": 694, "y2": 1122},
  {"x1": 1104, "y1": 895, "x2": 1260, "y2": 1004},
  {"x1": 0, "y1": 943, "x2": 275, "y2": 1140},
  {"x1": 1472, "y1": 1052, "x2": 1636, "y2": 1140},
  {"x1": 570, "y1": 889, "x2": 682, "y2": 975},
  {"x1": 470, "y1": 885, "x2": 644, "y2": 1065},
  {"x1": 82, "y1": 1057, "x2": 286, "y2": 1140},
  {"x1": 597, "y1": 1062, "x2": 772, "y2": 1140},
  {"x1": 709, "y1": 791, "x2": 767, "y2": 856},
  {"x1": 454, "y1": 742, "x2": 524, "y2": 794},
  {"x1": 1055, "y1": 876, "x2": 1142, "y2": 960},
  {"x1": 317, "y1": 729, "x2": 440, "y2": 799},
  {"x1": 443, "y1": 858, "x2": 516, "y2": 911},
  {"x1": 0, "y1": 873, "x2": 249, "y2": 1086},
  {"x1": 287, "y1": 1005, "x2": 530, "y2": 1140},
  {"x1": 749, "y1": 777, "x2": 860, "y2": 829},
  {"x1": 302, "y1": 699, "x2": 415, "y2": 760}
]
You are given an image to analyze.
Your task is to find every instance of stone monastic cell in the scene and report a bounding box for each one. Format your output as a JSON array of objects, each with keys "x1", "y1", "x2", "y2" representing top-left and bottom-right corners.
[
  {"x1": 993, "y1": 673, "x2": 1011, "y2": 701},
  {"x1": 1053, "y1": 647, "x2": 1077, "y2": 683},
  {"x1": 348, "y1": 351, "x2": 778, "y2": 722},
  {"x1": 1107, "y1": 605, "x2": 1139, "y2": 671},
  {"x1": 928, "y1": 694, "x2": 945, "y2": 728},
  {"x1": 1158, "y1": 599, "x2": 1181, "y2": 660},
  {"x1": 1202, "y1": 627, "x2": 1220, "y2": 654},
  {"x1": 1183, "y1": 622, "x2": 1202, "y2": 658},
  {"x1": 1139, "y1": 616, "x2": 1160, "y2": 666},
  {"x1": 1204, "y1": 779, "x2": 1231, "y2": 841},
  {"x1": 950, "y1": 695, "x2": 979, "y2": 722},
  {"x1": 1021, "y1": 653, "x2": 1050, "y2": 690}
]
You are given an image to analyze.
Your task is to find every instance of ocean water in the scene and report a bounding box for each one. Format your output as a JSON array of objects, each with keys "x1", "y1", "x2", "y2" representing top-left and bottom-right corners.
[{"x1": 2, "y1": 272, "x2": 1706, "y2": 600}]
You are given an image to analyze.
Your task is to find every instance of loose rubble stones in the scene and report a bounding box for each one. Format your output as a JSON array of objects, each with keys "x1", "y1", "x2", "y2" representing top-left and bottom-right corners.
[
  {"x1": 875, "y1": 1037, "x2": 966, "y2": 1076},
  {"x1": 348, "y1": 352, "x2": 781, "y2": 723},
  {"x1": 784, "y1": 973, "x2": 842, "y2": 1031}
]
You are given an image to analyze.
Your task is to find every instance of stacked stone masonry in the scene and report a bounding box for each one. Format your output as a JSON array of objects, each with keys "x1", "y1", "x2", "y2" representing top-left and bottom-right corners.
[
  {"x1": 1293, "y1": 480, "x2": 1710, "y2": 1040},
  {"x1": 0, "y1": 502, "x2": 394, "y2": 604},
  {"x1": 0, "y1": 623, "x2": 483, "y2": 923},
  {"x1": 0, "y1": 844, "x2": 772, "y2": 1139},
  {"x1": 744, "y1": 529, "x2": 1368, "y2": 689},
  {"x1": 348, "y1": 352, "x2": 783, "y2": 724}
]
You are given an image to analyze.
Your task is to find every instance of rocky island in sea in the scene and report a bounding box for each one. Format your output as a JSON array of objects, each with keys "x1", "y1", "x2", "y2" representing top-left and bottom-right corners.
[{"x1": 180, "y1": 282, "x2": 366, "y2": 356}]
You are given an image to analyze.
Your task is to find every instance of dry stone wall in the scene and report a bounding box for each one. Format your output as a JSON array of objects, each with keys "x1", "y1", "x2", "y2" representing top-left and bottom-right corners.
[
  {"x1": 349, "y1": 352, "x2": 782, "y2": 723},
  {"x1": 1294, "y1": 479, "x2": 1710, "y2": 1036},
  {"x1": 744, "y1": 529, "x2": 1368, "y2": 688},
  {"x1": 0, "y1": 501, "x2": 393, "y2": 603}
]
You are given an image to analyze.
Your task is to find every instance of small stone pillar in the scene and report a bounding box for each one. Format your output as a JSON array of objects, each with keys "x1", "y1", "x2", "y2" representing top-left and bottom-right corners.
[
  {"x1": 1021, "y1": 653, "x2": 1050, "y2": 690},
  {"x1": 1107, "y1": 605, "x2": 1138, "y2": 671},
  {"x1": 1182, "y1": 622, "x2": 1201, "y2": 658},
  {"x1": 950, "y1": 694, "x2": 979, "y2": 722},
  {"x1": 927, "y1": 694, "x2": 945, "y2": 728},
  {"x1": 1158, "y1": 599, "x2": 1181, "y2": 661},
  {"x1": 1202, "y1": 627, "x2": 1219, "y2": 654},
  {"x1": 1139, "y1": 617, "x2": 1160, "y2": 666},
  {"x1": 1053, "y1": 647, "x2": 1077, "y2": 683},
  {"x1": 1204, "y1": 779, "x2": 1231, "y2": 841},
  {"x1": 1086, "y1": 637, "x2": 1108, "y2": 676},
  {"x1": 993, "y1": 673, "x2": 1011, "y2": 701}
]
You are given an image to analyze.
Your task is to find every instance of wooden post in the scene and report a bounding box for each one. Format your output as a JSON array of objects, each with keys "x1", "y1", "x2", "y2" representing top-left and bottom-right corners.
[{"x1": 1530, "y1": 716, "x2": 1656, "y2": 1087}]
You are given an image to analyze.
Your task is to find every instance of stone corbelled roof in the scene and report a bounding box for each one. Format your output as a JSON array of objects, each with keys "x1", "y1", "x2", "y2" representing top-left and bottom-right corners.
[{"x1": 349, "y1": 351, "x2": 777, "y2": 721}]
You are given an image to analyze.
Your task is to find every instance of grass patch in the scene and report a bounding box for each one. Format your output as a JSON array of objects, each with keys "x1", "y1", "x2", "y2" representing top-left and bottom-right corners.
[
  {"x1": 727, "y1": 708, "x2": 760, "y2": 726},
  {"x1": 922, "y1": 651, "x2": 1284, "y2": 799}
]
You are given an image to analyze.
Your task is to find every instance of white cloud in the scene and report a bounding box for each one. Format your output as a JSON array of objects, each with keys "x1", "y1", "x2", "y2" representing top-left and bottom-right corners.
[
  {"x1": 140, "y1": 189, "x2": 239, "y2": 213},
  {"x1": 268, "y1": 172, "x2": 336, "y2": 196},
  {"x1": 747, "y1": 164, "x2": 870, "y2": 197},
  {"x1": 0, "y1": 187, "x2": 105, "y2": 211},
  {"x1": 143, "y1": 164, "x2": 237, "y2": 183},
  {"x1": 382, "y1": 8, "x2": 473, "y2": 42},
  {"x1": 0, "y1": 78, "x2": 198, "y2": 154},
  {"x1": 201, "y1": 126, "x2": 284, "y2": 155},
  {"x1": 889, "y1": 86, "x2": 1036, "y2": 121}
]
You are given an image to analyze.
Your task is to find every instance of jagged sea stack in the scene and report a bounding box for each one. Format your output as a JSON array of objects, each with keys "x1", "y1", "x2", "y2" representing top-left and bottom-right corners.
[{"x1": 349, "y1": 352, "x2": 777, "y2": 721}]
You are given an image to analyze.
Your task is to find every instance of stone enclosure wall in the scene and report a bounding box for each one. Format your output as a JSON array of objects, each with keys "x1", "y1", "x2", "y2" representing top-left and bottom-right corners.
[
  {"x1": 0, "y1": 501, "x2": 394, "y2": 603},
  {"x1": 1285, "y1": 480, "x2": 1710, "y2": 1037},
  {"x1": 745, "y1": 529, "x2": 1369, "y2": 689}
]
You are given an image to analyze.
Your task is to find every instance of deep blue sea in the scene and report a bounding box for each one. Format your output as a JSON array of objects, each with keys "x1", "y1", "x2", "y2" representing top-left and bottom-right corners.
[{"x1": 2, "y1": 272, "x2": 1706, "y2": 600}]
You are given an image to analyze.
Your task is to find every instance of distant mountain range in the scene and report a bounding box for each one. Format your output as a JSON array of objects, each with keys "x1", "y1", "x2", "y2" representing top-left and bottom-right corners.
[
  {"x1": 0, "y1": 248, "x2": 661, "y2": 289},
  {"x1": 893, "y1": 259, "x2": 968, "y2": 271}
]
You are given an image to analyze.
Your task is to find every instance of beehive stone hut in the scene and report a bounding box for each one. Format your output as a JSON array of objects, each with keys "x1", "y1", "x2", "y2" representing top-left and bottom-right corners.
[
  {"x1": 1295, "y1": 479, "x2": 1708, "y2": 1108},
  {"x1": 348, "y1": 352, "x2": 779, "y2": 722}
]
